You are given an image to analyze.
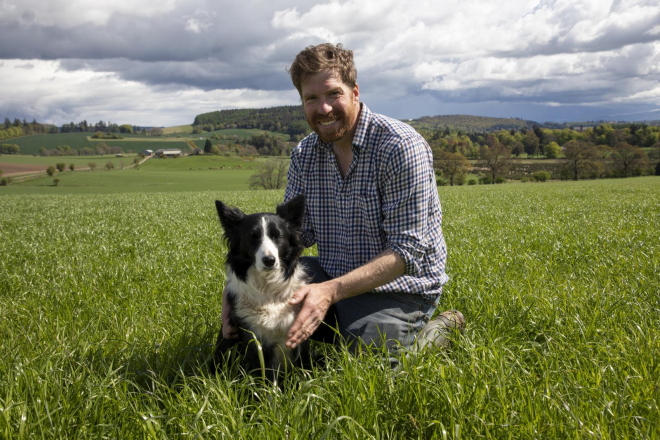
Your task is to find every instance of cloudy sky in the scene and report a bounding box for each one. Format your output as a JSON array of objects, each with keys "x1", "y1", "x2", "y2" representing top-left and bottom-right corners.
[{"x1": 1, "y1": 0, "x2": 659, "y2": 126}]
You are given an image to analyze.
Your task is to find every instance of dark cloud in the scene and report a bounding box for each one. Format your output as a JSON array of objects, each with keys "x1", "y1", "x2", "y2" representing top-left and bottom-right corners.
[{"x1": 0, "y1": 0, "x2": 658, "y2": 124}]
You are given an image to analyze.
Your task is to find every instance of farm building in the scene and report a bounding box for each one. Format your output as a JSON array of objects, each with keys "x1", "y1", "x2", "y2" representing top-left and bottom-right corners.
[
  {"x1": 155, "y1": 148, "x2": 181, "y2": 158},
  {"x1": 140, "y1": 149, "x2": 153, "y2": 156}
]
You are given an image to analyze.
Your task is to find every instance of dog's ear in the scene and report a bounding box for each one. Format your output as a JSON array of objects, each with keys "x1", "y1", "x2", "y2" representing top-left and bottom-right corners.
[
  {"x1": 215, "y1": 200, "x2": 245, "y2": 233},
  {"x1": 276, "y1": 194, "x2": 306, "y2": 229}
]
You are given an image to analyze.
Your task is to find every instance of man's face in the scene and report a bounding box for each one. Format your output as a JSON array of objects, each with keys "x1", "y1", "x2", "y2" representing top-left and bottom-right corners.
[{"x1": 300, "y1": 70, "x2": 360, "y2": 144}]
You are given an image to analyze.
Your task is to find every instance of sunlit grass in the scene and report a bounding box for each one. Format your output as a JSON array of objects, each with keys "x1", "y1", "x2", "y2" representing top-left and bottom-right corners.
[{"x1": 0, "y1": 178, "x2": 658, "y2": 438}]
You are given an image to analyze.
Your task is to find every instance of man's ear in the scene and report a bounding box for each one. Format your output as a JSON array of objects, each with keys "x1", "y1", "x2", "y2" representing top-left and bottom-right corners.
[
  {"x1": 276, "y1": 194, "x2": 306, "y2": 229},
  {"x1": 352, "y1": 82, "x2": 360, "y2": 102},
  {"x1": 215, "y1": 200, "x2": 245, "y2": 234}
]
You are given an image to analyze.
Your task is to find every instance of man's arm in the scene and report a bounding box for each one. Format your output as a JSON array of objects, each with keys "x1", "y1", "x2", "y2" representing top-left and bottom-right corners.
[{"x1": 285, "y1": 248, "x2": 405, "y2": 348}]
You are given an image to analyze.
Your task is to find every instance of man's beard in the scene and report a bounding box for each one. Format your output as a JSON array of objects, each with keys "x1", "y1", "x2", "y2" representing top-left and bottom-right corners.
[{"x1": 308, "y1": 106, "x2": 356, "y2": 143}]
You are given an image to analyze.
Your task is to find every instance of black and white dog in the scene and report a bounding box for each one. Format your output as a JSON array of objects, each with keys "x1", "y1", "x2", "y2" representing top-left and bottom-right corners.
[{"x1": 213, "y1": 195, "x2": 309, "y2": 381}]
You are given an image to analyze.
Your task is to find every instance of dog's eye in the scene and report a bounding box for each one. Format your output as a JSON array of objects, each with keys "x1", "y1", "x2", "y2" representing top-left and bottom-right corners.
[
  {"x1": 269, "y1": 231, "x2": 281, "y2": 240},
  {"x1": 250, "y1": 230, "x2": 261, "y2": 240},
  {"x1": 268, "y1": 225, "x2": 281, "y2": 240}
]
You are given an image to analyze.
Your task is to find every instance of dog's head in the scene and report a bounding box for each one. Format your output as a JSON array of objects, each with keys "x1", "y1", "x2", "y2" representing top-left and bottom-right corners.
[{"x1": 215, "y1": 195, "x2": 306, "y2": 281}]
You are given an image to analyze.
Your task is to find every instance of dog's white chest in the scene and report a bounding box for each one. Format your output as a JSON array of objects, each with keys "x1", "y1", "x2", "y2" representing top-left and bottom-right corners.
[{"x1": 226, "y1": 267, "x2": 305, "y2": 350}]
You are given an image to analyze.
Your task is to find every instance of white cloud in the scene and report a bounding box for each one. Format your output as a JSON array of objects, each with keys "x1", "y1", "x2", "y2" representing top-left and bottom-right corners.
[
  {"x1": 1, "y1": 0, "x2": 178, "y2": 27},
  {"x1": 0, "y1": 59, "x2": 297, "y2": 126},
  {"x1": 184, "y1": 18, "x2": 213, "y2": 34},
  {"x1": 0, "y1": 0, "x2": 659, "y2": 123}
]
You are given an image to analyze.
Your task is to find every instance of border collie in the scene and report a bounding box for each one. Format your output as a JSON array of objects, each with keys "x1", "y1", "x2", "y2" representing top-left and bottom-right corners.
[{"x1": 214, "y1": 195, "x2": 308, "y2": 381}]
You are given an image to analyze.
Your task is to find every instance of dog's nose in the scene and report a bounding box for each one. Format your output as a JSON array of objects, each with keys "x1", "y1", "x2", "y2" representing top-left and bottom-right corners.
[{"x1": 262, "y1": 256, "x2": 276, "y2": 267}]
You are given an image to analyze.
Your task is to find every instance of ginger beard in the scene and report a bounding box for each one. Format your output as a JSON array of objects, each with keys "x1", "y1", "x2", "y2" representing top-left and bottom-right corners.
[{"x1": 306, "y1": 101, "x2": 359, "y2": 144}]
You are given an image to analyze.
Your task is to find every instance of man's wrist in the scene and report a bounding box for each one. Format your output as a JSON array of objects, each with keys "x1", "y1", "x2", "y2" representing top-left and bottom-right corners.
[{"x1": 324, "y1": 279, "x2": 342, "y2": 304}]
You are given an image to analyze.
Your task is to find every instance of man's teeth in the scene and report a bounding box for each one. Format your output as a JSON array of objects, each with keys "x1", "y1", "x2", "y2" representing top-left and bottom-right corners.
[{"x1": 319, "y1": 120, "x2": 337, "y2": 126}]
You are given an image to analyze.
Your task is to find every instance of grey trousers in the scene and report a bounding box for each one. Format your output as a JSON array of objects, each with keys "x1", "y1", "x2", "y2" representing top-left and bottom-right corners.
[{"x1": 302, "y1": 257, "x2": 440, "y2": 354}]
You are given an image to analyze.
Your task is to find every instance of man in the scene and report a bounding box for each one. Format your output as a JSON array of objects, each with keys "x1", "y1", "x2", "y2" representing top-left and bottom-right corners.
[{"x1": 222, "y1": 43, "x2": 464, "y2": 356}]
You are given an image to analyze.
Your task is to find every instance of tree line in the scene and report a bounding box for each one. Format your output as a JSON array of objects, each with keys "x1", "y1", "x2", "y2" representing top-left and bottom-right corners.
[
  {"x1": 203, "y1": 132, "x2": 291, "y2": 157},
  {"x1": 59, "y1": 121, "x2": 140, "y2": 134},
  {"x1": 1, "y1": 118, "x2": 58, "y2": 141},
  {"x1": 430, "y1": 123, "x2": 660, "y2": 184},
  {"x1": 38, "y1": 142, "x2": 124, "y2": 157},
  {"x1": 193, "y1": 105, "x2": 303, "y2": 130}
]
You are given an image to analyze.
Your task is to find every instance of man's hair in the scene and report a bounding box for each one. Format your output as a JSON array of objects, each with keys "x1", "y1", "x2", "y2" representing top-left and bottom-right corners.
[{"x1": 288, "y1": 43, "x2": 357, "y2": 95}]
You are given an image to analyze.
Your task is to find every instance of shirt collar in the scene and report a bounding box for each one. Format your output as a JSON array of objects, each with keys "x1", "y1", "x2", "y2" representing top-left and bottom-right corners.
[{"x1": 315, "y1": 102, "x2": 371, "y2": 152}]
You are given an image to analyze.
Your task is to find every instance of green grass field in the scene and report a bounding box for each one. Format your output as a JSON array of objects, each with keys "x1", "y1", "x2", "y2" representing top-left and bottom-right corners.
[
  {"x1": 0, "y1": 154, "x2": 137, "y2": 167},
  {"x1": 0, "y1": 156, "x2": 272, "y2": 194},
  {"x1": 162, "y1": 125, "x2": 194, "y2": 135},
  {"x1": 1, "y1": 169, "x2": 255, "y2": 194},
  {"x1": 0, "y1": 177, "x2": 658, "y2": 438}
]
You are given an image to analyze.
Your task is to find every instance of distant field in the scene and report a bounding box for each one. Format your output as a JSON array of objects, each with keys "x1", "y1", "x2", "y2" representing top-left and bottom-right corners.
[
  {"x1": 11, "y1": 132, "x2": 96, "y2": 154},
  {"x1": 140, "y1": 155, "x2": 269, "y2": 171},
  {"x1": 162, "y1": 125, "x2": 193, "y2": 135},
  {"x1": 0, "y1": 167, "x2": 256, "y2": 194},
  {"x1": 209, "y1": 128, "x2": 289, "y2": 141},
  {"x1": 0, "y1": 154, "x2": 139, "y2": 176},
  {"x1": 8, "y1": 129, "x2": 290, "y2": 155}
]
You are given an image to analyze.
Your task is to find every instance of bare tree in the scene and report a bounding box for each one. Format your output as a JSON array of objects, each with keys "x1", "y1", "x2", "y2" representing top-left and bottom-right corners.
[{"x1": 249, "y1": 158, "x2": 289, "y2": 190}]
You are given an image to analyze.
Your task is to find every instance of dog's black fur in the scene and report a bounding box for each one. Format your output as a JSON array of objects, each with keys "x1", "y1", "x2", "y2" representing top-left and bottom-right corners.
[{"x1": 214, "y1": 195, "x2": 309, "y2": 382}]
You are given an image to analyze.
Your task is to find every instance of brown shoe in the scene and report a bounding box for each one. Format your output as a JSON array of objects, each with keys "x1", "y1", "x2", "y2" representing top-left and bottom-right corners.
[{"x1": 414, "y1": 310, "x2": 466, "y2": 350}]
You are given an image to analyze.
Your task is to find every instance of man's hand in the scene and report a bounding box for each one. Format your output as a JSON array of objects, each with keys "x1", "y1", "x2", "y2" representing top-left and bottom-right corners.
[
  {"x1": 221, "y1": 286, "x2": 238, "y2": 340},
  {"x1": 286, "y1": 281, "x2": 338, "y2": 348}
]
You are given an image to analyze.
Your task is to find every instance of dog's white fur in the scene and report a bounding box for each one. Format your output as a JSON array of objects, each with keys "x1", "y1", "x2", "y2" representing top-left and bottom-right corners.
[{"x1": 224, "y1": 217, "x2": 308, "y2": 365}]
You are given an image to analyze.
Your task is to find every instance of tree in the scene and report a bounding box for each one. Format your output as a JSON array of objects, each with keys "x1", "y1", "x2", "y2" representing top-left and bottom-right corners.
[
  {"x1": 105, "y1": 161, "x2": 115, "y2": 170},
  {"x1": 56, "y1": 163, "x2": 66, "y2": 172},
  {"x1": 511, "y1": 142, "x2": 524, "y2": 158},
  {"x1": 650, "y1": 142, "x2": 660, "y2": 175},
  {"x1": 545, "y1": 142, "x2": 561, "y2": 159},
  {"x1": 478, "y1": 143, "x2": 511, "y2": 184},
  {"x1": 46, "y1": 165, "x2": 56, "y2": 176},
  {"x1": 435, "y1": 151, "x2": 471, "y2": 186},
  {"x1": 88, "y1": 162, "x2": 97, "y2": 171},
  {"x1": 204, "y1": 139, "x2": 213, "y2": 154},
  {"x1": 69, "y1": 163, "x2": 75, "y2": 171},
  {"x1": 523, "y1": 131, "x2": 540, "y2": 157},
  {"x1": 249, "y1": 158, "x2": 289, "y2": 189},
  {"x1": 562, "y1": 141, "x2": 603, "y2": 180},
  {"x1": 53, "y1": 178, "x2": 60, "y2": 186},
  {"x1": 612, "y1": 142, "x2": 649, "y2": 177}
]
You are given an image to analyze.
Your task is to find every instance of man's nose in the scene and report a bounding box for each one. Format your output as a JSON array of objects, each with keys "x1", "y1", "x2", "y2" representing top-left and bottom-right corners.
[{"x1": 319, "y1": 99, "x2": 332, "y2": 115}]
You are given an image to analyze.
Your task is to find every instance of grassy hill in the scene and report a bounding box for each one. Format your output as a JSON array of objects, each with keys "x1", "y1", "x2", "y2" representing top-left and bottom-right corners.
[
  {"x1": 409, "y1": 114, "x2": 538, "y2": 132},
  {"x1": 192, "y1": 106, "x2": 540, "y2": 134},
  {"x1": 6, "y1": 129, "x2": 289, "y2": 155},
  {"x1": 193, "y1": 105, "x2": 304, "y2": 131}
]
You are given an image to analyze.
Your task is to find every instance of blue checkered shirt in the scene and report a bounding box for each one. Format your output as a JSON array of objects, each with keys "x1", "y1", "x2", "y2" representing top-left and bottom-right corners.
[{"x1": 284, "y1": 103, "x2": 448, "y2": 299}]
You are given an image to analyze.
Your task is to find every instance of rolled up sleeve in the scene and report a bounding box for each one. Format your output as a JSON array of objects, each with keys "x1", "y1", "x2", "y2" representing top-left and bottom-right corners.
[{"x1": 381, "y1": 137, "x2": 435, "y2": 276}]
